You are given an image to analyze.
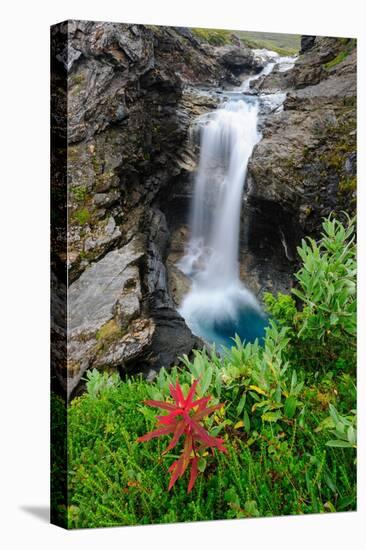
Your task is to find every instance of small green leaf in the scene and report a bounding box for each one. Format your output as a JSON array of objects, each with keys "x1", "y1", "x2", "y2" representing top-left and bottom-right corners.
[
  {"x1": 326, "y1": 440, "x2": 354, "y2": 448},
  {"x1": 284, "y1": 396, "x2": 297, "y2": 419},
  {"x1": 262, "y1": 411, "x2": 282, "y2": 423},
  {"x1": 244, "y1": 410, "x2": 251, "y2": 432},
  {"x1": 347, "y1": 426, "x2": 356, "y2": 446},
  {"x1": 236, "y1": 393, "x2": 246, "y2": 416},
  {"x1": 225, "y1": 488, "x2": 240, "y2": 506},
  {"x1": 198, "y1": 457, "x2": 207, "y2": 473},
  {"x1": 244, "y1": 500, "x2": 260, "y2": 517},
  {"x1": 199, "y1": 366, "x2": 213, "y2": 396}
]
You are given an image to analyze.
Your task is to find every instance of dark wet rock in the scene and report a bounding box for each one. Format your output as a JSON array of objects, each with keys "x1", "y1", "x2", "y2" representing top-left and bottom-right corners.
[
  {"x1": 300, "y1": 35, "x2": 316, "y2": 54},
  {"x1": 141, "y1": 208, "x2": 201, "y2": 370},
  {"x1": 217, "y1": 45, "x2": 264, "y2": 75}
]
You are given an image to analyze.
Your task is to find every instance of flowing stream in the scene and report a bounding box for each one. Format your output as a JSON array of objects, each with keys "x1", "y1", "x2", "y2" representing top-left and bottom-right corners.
[{"x1": 178, "y1": 51, "x2": 295, "y2": 348}]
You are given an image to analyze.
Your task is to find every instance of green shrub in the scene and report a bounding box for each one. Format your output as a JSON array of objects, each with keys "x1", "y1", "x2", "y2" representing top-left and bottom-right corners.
[
  {"x1": 263, "y1": 292, "x2": 297, "y2": 328},
  {"x1": 317, "y1": 404, "x2": 357, "y2": 450},
  {"x1": 293, "y1": 216, "x2": 356, "y2": 342},
  {"x1": 265, "y1": 215, "x2": 356, "y2": 374}
]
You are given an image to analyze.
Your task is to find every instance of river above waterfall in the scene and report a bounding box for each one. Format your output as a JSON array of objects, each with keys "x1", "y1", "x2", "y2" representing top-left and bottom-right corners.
[{"x1": 177, "y1": 52, "x2": 295, "y2": 349}]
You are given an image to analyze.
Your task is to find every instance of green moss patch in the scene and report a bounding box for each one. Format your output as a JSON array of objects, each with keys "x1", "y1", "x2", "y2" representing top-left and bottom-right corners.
[
  {"x1": 191, "y1": 28, "x2": 232, "y2": 46},
  {"x1": 324, "y1": 39, "x2": 356, "y2": 70},
  {"x1": 72, "y1": 207, "x2": 90, "y2": 225},
  {"x1": 96, "y1": 319, "x2": 123, "y2": 342},
  {"x1": 71, "y1": 185, "x2": 88, "y2": 202},
  {"x1": 338, "y1": 176, "x2": 356, "y2": 194}
]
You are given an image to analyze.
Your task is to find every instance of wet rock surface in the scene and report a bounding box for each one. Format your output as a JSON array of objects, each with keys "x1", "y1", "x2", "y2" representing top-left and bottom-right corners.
[{"x1": 217, "y1": 45, "x2": 264, "y2": 74}]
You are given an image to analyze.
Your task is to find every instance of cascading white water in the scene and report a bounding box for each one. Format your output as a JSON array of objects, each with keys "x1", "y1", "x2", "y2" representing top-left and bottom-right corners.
[
  {"x1": 185, "y1": 99, "x2": 260, "y2": 286},
  {"x1": 178, "y1": 54, "x2": 295, "y2": 348},
  {"x1": 240, "y1": 61, "x2": 276, "y2": 92}
]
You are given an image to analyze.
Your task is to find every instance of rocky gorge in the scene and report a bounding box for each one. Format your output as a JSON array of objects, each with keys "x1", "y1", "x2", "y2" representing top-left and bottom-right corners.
[{"x1": 51, "y1": 23, "x2": 356, "y2": 399}]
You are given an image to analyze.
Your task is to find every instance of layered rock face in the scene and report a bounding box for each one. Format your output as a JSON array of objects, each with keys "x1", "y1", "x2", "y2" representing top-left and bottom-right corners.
[
  {"x1": 247, "y1": 36, "x2": 356, "y2": 237},
  {"x1": 51, "y1": 21, "x2": 234, "y2": 398}
]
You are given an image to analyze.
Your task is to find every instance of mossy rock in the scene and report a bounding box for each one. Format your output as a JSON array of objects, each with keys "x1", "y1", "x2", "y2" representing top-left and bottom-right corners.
[{"x1": 96, "y1": 319, "x2": 123, "y2": 342}]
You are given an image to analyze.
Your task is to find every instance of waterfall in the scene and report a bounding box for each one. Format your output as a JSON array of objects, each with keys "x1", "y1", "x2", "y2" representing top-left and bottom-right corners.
[
  {"x1": 184, "y1": 99, "x2": 260, "y2": 286},
  {"x1": 240, "y1": 61, "x2": 276, "y2": 92},
  {"x1": 177, "y1": 54, "x2": 294, "y2": 348}
]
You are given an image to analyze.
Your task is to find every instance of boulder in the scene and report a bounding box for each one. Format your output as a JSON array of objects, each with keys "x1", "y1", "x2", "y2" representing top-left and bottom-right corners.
[
  {"x1": 67, "y1": 237, "x2": 149, "y2": 398},
  {"x1": 300, "y1": 35, "x2": 316, "y2": 54},
  {"x1": 218, "y1": 45, "x2": 264, "y2": 74}
]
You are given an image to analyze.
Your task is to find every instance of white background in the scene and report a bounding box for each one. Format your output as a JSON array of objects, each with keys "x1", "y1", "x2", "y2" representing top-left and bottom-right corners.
[{"x1": 1, "y1": 0, "x2": 365, "y2": 548}]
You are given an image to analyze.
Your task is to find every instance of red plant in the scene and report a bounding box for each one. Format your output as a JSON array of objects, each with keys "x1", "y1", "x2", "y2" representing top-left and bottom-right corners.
[{"x1": 137, "y1": 378, "x2": 227, "y2": 493}]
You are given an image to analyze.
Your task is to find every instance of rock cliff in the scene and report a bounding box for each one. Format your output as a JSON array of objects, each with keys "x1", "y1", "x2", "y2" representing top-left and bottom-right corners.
[
  {"x1": 247, "y1": 36, "x2": 356, "y2": 235},
  {"x1": 51, "y1": 24, "x2": 357, "y2": 398},
  {"x1": 51, "y1": 21, "x2": 237, "y2": 397}
]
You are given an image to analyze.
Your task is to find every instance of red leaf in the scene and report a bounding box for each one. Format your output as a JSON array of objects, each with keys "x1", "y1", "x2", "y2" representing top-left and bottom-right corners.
[
  {"x1": 157, "y1": 409, "x2": 182, "y2": 425},
  {"x1": 190, "y1": 396, "x2": 210, "y2": 411},
  {"x1": 183, "y1": 414, "x2": 212, "y2": 444},
  {"x1": 168, "y1": 383, "x2": 180, "y2": 405},
  {"x1": 163, "y1": 420, "x2": 186, "y2": 453},
  {"x1": 187, "y1": 415, "x2": 226, "y2": 450},
  {"x1": 168, "y1": 459, "x2": 179, "y2": 473},
  {"x1": 137, "y1": 425, "x2": 175, "y2": 442},
  {"x1": 168, "y1": 455, "x2": 185, "y2": 490},
  {"x1": 144, "y1": 399, "x2": 176, "y2": 411},
  {"x1": 188, "y1": 456, "x2": 199, "y2": 493},
  {"x1": 185, "y1": 378, "x2": 199, "y2": 408},
  {"x1": 181, "y1": 433, "x2": 193, "y2": 468},
  {"x1": 193, "y1": 403, "x2": 223, "y2": 422},
  {"x1": 175, "y1": 380, "x2": 185, "y2": 407}
]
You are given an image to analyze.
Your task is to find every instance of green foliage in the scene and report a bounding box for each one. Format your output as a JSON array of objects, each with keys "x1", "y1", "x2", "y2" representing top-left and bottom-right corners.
[
  {"x1": 191, "y1": 28, "x2": 232, "y2": 46},
  {"x1": 67, "y1": 370, "x2": 356, "y2": 527},
  {"x1": 72, "y1": 207, "x2": 90, "y2": 225},
  {"x1": 83, "y1": 368, "x2": 121, "y2": 399},
  {"x1": 66, "y1": 216, "x2": 356, "y2": 527},
  {"x1": 265, "y1": 215, "x2": 356, "y2": 374},
  {"x1": 235, "y1": 31, "x2": 300, "y2": 55},
  {"x1": 293, "y1": 215, "x2": 356, "y2": 343},
  {"x1": 317, "y1": 404, "x2": 357, "y2": 450},
  {"x1": 71, "y1": 185, "x2": 88, "y2": 202},
  {"x1": 291, "y1": 216, "x2": 356, "y2": 374},
  {"x1": 263, "y1": 292, "x2": 297, "y2": 328}
]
